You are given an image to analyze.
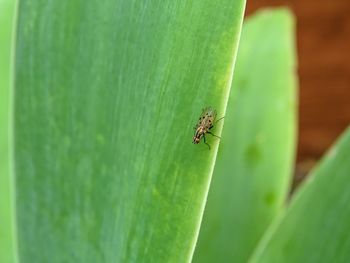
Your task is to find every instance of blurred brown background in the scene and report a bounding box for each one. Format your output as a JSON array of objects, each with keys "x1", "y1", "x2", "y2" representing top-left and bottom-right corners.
[{"x1": 246, "y1": 1, "x2": 350, "y2": 185}]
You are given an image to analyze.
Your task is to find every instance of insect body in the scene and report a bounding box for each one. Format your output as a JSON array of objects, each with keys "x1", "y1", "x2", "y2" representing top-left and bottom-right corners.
[{"x1": 193, "y1": 106, "x2": 222, "y2": 150}]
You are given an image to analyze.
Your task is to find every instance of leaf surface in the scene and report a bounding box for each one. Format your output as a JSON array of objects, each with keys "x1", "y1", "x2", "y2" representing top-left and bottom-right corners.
[
  {"x1": 13, "y1": 0, "x2": 246, "y2": 262},
  {"x1": 0, "y1": 0, "x2": 17, "y2": 262}
]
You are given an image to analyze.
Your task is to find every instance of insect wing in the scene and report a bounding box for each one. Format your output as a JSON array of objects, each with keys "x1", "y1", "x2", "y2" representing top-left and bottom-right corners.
[{"x1": 201, "y1": 107, "x2": 217, "y2": 129}]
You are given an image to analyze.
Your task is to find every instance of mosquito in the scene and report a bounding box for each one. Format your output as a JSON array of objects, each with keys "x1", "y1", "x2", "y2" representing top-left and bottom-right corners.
[{"x1": 192, "y1": 106, "x2": 224, "y2": 150}]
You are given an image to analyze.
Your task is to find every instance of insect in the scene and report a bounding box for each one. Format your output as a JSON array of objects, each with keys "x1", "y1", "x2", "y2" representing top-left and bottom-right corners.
[{"x1": 193, "y1": 106, "x2": 223, "y2": 150}]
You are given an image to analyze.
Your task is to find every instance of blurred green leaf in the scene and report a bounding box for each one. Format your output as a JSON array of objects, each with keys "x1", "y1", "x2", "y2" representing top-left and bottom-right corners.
[
  {"x1": 0, "y1": 0, "x2": 16, "y2": 262},
  {"x1": 194, "y1": 9, "x2": 297, "y2": 263},
  {"x1": 251, "y1": 126, "x2": 350, "y2": 263},
  {"x1": 13, "y1": 0, "x2": 245, "y2": 262}
]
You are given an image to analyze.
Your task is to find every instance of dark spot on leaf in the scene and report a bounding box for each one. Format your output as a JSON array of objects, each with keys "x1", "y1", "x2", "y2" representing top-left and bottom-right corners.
[
  {"x1": 244, "y1": 143, "x2": 262, "y2": 166},
  {"x1": 264, "y1": 192, "x2": 276, "y2": 206}
]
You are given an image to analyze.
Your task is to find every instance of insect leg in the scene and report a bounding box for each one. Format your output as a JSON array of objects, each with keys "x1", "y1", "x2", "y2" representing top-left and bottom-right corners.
[
  {"x1": 207, "y1": 131, "x2": 221, "y2": 139},
  {"x1": 203, "y1": 135, "x2": 211, "y2": 150},
  {"x1": 209, "y1": 117, "x2": 224, "y2": 130},
  {"x1": 214, "y1": 116, "x2": 225, "y2": 125}
]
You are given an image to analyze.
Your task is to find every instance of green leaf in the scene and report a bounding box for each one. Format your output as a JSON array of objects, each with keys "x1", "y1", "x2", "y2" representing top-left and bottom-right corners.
[
  {"x1": 250, "y1": 126, "x2": 350, "y2": 263},
  {"x1": 0, "y1": 0, "x2": 17, "y2": 262},
  {"x1": 13, "y1": 0, "x2": 245, "y2": 262},
  {"x1": 194, "y1": 8, "x2": 297, "y2": 263}
]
